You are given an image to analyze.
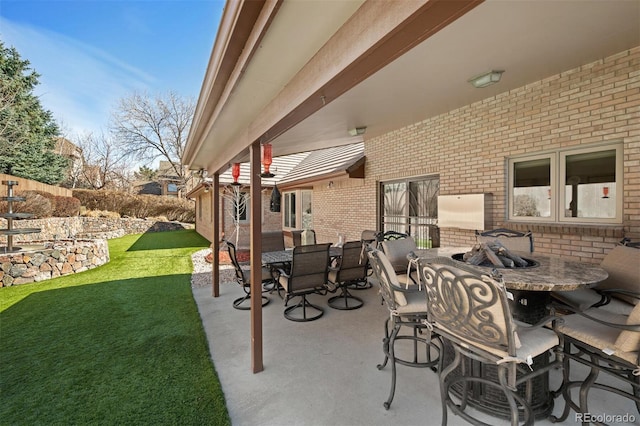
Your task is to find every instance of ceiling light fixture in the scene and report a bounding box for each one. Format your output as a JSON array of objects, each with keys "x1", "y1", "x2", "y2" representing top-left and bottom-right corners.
[
  {"x1": 468, "y1": 70, "x2": 504, "y2": 88},
  {"x1": 348, "y1": 126, "x2": 367, "y2": 137}
]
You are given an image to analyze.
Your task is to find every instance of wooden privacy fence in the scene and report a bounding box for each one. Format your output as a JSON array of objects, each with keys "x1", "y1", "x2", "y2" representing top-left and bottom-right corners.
[{"x1": 0, "y1": 174, "x2": 72, "y2": 197}]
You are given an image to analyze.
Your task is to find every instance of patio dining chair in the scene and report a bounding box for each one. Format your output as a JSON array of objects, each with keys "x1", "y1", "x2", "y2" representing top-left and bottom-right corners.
[
  {"x1": 262, "y1": 230, "x2": 285, "y2": 251},
  {"x1": 327, "y1": 240, "x2": 367, "y2": 310},
  {"x1": 277, "y1": 243, "x2": 331, "y2": 322},
  {"x1": 223, "y1": 239, "x2": 270, "y2": 310},
  {"x1": 380, "y1": 236, "x2": 419, "y2": 287},
  {"x1": 338, "y1": 230, "x2": 377, "y2": 291},
  {"x1": 551, "y1": 289, "x2": 640, "y2": 423},
  {"x1": 291, "y1": 229, "x2": 316, "y2": 247},
  {"x1": 552, "y1": 243, "x2": 639, "y2": 314},
  {"x1": 418, "y1": 257, "x2": 563, "y2": 426},
  {"x1": 476, "y1": 228, "x2": 534, "y2": 253},
  {"x1": 261, "y1": 231, "x2": 287, "y2": 297},
  {"x1": 366, "y1": 246, "x2": 439, "y2": 410}
]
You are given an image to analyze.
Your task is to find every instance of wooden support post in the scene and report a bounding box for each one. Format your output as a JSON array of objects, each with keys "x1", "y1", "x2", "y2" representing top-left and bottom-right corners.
[
  {"x1": 212, "y1": 173, "x2": 220, "y2": 298},
  {"x1": 249, "y1": 142, "x2": 264, "y2": 373}
]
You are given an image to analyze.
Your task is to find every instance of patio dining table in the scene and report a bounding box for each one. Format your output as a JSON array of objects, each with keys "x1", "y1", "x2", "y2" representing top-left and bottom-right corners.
[
  {"x1": 416, "y1": 246, "x2": 609, "y2": 420},
  {"x1": 261, "y1": 246, "x2": 343, "y2": 267}
]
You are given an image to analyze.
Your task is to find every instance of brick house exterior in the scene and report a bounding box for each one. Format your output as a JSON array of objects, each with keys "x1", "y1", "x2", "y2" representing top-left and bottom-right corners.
[
  {"x1": 192, "y1": 187, "x2": 282, "y2": 248},
  {"x1": 306, "y1": 48, "x2": 639, "y2": 264},
  {"x1": 182, "y1": 1, "x2": 640, "y2": 371}
]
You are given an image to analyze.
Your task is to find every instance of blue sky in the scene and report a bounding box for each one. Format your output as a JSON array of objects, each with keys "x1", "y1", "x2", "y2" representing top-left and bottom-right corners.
[{"x1": 0, "y1": 0, "x2": 224, "y2": 137}]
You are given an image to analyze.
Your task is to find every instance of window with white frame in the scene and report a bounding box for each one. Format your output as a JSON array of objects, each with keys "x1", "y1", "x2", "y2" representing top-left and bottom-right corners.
[
  {"x1": 508, "y1": 143, "x2": 622, "y2": 224},
  {"x1": 283, "y1": 190, "x2": 313, "y2": 229}
]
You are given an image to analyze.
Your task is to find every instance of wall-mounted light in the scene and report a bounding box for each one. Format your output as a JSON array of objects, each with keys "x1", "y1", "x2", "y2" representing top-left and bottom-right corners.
[
  {"x1": 468, "y1": 70, "x2": 504, "y2": 88},
  {"x1": 231, "y1": 163, "x2": 241, "y2": 186},
  {"x1": 327, "y1": 181, "x2": 334, "y2": 189},
  {"x1": 260, "y1": 143, "x2": 275, "y2": 178},
  {"x1": 348, "y1": 126, "x2": 367, "y2": 137}
]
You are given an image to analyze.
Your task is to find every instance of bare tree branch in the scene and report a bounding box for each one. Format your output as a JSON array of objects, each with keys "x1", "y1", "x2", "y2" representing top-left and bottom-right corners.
[
  {"x1": 73, "y1": 132, "x2": 132, "y2": 190},
  {"x1": 110, "y1": 91, "x2": 195, "y2": 191}
]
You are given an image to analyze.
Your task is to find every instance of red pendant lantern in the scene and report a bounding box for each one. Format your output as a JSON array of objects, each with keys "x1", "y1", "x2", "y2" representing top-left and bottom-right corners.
[
  {"x1": 602, "y1": 186, "x2": 609, "y2": 199},
  {"x1": 231, "y1": 163, "x2": 241, "y2": 186},
  {"x1": 260, "y1": 143, "x2": 275, "y2": 178}
]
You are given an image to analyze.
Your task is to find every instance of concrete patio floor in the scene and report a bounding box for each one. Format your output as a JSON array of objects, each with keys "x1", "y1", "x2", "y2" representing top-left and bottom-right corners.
[{"x1": 192, "y1": 274, "x2": 639, "y2": 425}]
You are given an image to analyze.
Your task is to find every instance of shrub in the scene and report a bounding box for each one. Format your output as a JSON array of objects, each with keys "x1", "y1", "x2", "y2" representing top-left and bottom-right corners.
[
  {"x1": 0, "y1": 191, "x2": 53, "y2": 219},
  {"x1": 82, "y1": 209, "x2": 121, "y2": 219},
  {"x1": 52, "y1": 196, "x2": 81, "y2": 217},
  {"x1": 72, "y1": 189, "x2": 195, "y2": 223}
]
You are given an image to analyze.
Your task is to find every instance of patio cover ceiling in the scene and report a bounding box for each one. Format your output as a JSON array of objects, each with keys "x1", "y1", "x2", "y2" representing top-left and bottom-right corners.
[{"x1": 183, "y1": 0, "x2": 640, "y2": 175}]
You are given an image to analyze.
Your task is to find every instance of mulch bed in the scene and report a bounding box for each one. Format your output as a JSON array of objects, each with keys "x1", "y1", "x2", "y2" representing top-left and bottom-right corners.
[{"x1": 206, "y1": 249, "x2": 251, "y2": 264}]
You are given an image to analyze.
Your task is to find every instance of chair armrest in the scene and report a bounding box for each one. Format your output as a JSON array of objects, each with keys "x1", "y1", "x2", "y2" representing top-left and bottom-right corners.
[
  {"x1": 276, "y1": 268, "x2": 289, "y2": 279},
  {"x1": 517, "y1": 314, "x2": 564, "y2": 331},
  {"x1": 579, "y1": 311, "x2": 640, "y2": 331},
  {"x1": 598, "y1": 288, "x2": 640, "y2": 299},
  {"x1": 593, "y1": 288, "x2": 640, "y2": 308},
  {"x1": 558, "y1": 302, "x2": 640, "y2": 331},
  {"x1": 388, "y1": 281, "x2": 423, "y2": 294}
]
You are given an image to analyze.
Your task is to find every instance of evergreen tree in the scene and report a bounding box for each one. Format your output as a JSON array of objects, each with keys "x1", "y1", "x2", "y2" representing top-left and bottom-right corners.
[
  {"x1": 0, "y1": 41, "x2": 68, "y2": 184},
  {"x1": 135, "y1": 165, "x2": 157, "y2": 181}
]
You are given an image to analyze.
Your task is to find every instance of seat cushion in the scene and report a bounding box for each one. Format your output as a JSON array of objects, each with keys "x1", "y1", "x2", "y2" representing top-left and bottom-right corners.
[
  {"x1": 381, "y1": 238, "x2": 418, "y2": 273},
  {"x1": 553, "y1": 288, "x2": 603, "y2": 311},
  {"x1": 440, "y1": 321, "x2": 558, "y2": 364},
  {"x1": 598, "y1": 245, "x2": 640, "y2": 305},
  {"x1": 393, "y1": 289, "x2": 428, "y2": 315},
  {"x1": 615, "y1": 302, "x2": 640, "y2": 353},
  {"x1": 557, "y1": 309, "x2": 639, "y2": 366}
]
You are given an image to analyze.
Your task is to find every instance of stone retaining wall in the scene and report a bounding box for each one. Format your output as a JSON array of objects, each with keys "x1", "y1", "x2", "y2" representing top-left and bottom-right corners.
[
  {"x1": 0, "y1": 217, "x2": 194, "y2": 244},
  {"x1": 0, "y1": 218, "x2": 194, "y2": 287},
  {"x1": 0, "y1": 239, "x2": 109, "y2": 287}
]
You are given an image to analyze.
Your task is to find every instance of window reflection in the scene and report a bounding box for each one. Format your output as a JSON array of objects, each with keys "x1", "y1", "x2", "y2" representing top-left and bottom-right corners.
[
  {"x1": 564, "y1": 150, "x2": 616, "y2": 219},
  {"x1": 512, "y1": 158, "x2": 551, "y2": 218}
]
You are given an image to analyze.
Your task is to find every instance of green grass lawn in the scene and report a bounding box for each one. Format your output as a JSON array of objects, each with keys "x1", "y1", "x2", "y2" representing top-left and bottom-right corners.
[{"x1": 1, "y1": 230, "x2": 231, "y2": 426}]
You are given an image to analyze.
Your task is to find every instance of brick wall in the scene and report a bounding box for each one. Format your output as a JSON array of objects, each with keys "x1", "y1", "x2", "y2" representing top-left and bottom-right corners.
[
  {"x1": 194, "y1": 187, "x2": 282, "y2": 248},
  {"x1": 313, "y1": 47, "x2": 640, "y2": 264},
  {"x1": 312, "y1": 178, "x2": 375, "y2": 244}
]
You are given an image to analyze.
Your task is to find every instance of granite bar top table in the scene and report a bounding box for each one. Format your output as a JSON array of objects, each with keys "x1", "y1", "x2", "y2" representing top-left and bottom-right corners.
[{"x1": 416, "y1": 247, "x2": 609, "y2": 420}]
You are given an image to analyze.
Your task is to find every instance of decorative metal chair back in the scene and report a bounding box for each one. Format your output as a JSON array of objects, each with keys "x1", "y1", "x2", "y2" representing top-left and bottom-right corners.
[
  {"x1": 419, "y1": 257, "x2": 518, "y2": 354},
  {"x1": 287, "y1": 243, "x2": 331, "y2": 292},
  {"x1": 620, "y1": 237, "x2": 640, "y2": 249},
  {"x1": 334, "y1": 241, "x2": 368, "y2": 283},
  {"x1": 262, "y1": 231, "x2": 285, "y2": 252},
  {"x1": 476, "y1": 228, "x2": 534, "y2": 253},
  {"x1": 378, "y1": 230, "x2": 408, "y2": 243}
]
